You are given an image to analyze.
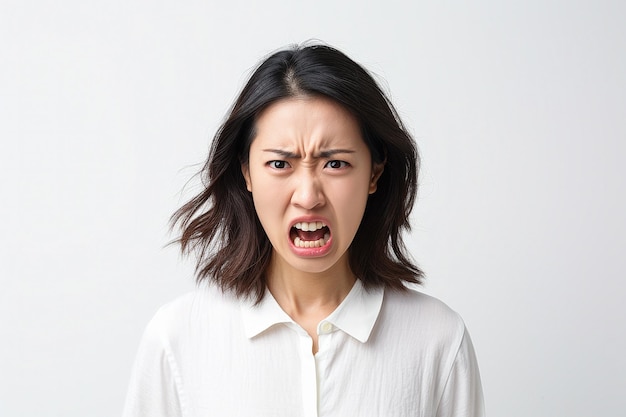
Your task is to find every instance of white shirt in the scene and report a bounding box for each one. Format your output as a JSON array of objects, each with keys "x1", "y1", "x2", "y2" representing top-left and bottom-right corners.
[{"x1": 123, "y1": 280, "x2": 484, "y2": 417}]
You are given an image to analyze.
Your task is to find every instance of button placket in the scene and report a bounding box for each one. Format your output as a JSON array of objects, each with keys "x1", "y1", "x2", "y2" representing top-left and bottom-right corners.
[{"x1": 298, "y1": 333, "x2": 318, "y2": 417}]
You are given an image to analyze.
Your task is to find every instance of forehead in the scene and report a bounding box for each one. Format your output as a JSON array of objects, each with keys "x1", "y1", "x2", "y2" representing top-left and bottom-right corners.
[{"x1": 252, "y1": 96, "x2": 365, "y2": 151}]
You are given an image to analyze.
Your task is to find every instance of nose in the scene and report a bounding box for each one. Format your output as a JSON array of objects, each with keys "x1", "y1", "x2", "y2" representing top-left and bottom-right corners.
[{"x1": 290, "y1": 169, "x2": 325, "y2": 210}]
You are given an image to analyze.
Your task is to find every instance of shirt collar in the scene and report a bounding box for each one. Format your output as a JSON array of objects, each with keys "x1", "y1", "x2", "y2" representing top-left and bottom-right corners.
[
  {"x1": 240, "y1": 280, "x2": 384, "y2": 343},
  {"x1": 240, "y1": 288, "x2": 293, "y2": 339}
]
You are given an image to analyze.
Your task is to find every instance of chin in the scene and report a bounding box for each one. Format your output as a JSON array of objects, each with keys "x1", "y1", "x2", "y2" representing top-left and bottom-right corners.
[{"x1": 288, "y1": 250, "x2": 351, "y2": 275}]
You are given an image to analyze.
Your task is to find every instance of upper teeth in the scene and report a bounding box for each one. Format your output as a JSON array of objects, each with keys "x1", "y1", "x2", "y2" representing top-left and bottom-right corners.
[{"x1": 294, "y1": 221, "x2": 326, "y2": 231}]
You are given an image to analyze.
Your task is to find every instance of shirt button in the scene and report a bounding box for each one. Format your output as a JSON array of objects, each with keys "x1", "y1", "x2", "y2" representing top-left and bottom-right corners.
[{"x1": 320, "y1": 321, "x2": 333, "y2": 333}]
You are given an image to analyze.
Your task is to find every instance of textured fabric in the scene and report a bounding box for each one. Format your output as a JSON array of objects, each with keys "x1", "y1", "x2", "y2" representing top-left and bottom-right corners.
[{"x1": 122, "y1": 281, "x2": 485, "y2": 417}]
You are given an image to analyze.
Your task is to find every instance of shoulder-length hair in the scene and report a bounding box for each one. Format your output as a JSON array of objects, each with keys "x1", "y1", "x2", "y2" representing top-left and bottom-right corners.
[{"x1": 172, "y1": 43, "x2": 423, "y2": 303}]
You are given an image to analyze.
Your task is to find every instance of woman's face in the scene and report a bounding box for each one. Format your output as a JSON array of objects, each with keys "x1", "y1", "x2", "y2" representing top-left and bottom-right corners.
[{"x1": 242, "y1": 96, "x2": 383, "y2": 276}]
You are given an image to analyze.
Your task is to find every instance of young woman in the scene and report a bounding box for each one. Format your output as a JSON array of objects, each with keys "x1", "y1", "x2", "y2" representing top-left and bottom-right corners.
[{"x1": 123, "y1": 44, "x2": 484, "y2": 417}]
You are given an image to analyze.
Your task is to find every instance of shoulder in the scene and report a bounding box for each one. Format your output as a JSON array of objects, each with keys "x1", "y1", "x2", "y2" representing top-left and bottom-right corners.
[
  {"x1": 142, "y1": 285, "x2": 240, "y2": 347},
  {"x1": 379, "y1": 287, "x2": 466, "y2": 347},
  {"x1": 383, "y1": 287, "x2": 463, "y2": 323},
  {"x1": 383, "y1": 290, "x2": 486, "y2": 415}
]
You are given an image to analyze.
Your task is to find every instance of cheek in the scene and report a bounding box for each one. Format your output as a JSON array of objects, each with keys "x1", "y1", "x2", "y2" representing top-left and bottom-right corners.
[
  {"x1": 248, "y1": 167, "x2": 273, "y2": 199},
  {"x1": 248, "y1": 171, "x2": 286, "y2": 228},
  {"x1": 250, "y1": 195, "x2": 280, "y2": 243},
  {"x1": 328, "y1": 180, "x2": 370, "y2": 225}
]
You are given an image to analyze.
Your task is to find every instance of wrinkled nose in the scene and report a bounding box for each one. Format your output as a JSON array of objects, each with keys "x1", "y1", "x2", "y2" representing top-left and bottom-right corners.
[{"x1": 290, "y1": 171, "x2": 325, "y2": 210}]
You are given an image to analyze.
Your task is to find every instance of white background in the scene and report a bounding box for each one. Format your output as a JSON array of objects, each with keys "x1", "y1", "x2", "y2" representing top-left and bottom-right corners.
[{"x1": 1, "y1": 1, "x2": 625, "y2": 416}]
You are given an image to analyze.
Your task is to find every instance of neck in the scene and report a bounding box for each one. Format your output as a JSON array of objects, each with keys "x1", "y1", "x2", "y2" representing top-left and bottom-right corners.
[{"x1": 266, "y1": 253, "x2": 356, "y2": 319}]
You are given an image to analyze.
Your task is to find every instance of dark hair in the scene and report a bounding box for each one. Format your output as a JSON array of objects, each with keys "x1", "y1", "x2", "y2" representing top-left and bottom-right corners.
[{"x1": 171, "y1": 43, "x2": 423, "y2": 303}]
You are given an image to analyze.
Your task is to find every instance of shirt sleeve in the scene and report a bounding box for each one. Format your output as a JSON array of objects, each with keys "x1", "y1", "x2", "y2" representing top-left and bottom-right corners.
[
  {"x1": 435, "y1": 327, "x2": 485, "y2": 417},
  {"x1": 122, "y1": 315, "x2": 186, "y2": 417}
]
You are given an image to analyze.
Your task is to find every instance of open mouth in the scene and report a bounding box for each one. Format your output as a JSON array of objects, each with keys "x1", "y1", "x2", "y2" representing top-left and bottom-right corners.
[{"x1": 290, "y1": 221, "x2": 331, "y2": 248}]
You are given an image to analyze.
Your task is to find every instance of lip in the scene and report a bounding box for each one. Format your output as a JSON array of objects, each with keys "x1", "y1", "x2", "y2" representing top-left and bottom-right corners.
[{"x1": 288, "y1": 216, "x2": 333, "y2": 257}]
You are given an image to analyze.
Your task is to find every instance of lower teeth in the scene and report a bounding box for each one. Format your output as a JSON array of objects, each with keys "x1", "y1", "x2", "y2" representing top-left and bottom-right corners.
[{"x1": 294, "y1": 233, "x2": 330, "y2": 248}]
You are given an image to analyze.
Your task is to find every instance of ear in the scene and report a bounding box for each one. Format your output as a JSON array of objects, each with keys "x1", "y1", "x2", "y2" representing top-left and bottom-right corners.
[
  {"x1": 241, "y1": 163, "x2": 252, "y2": 192},
  {"x1": 368, "y1": 162, "x2": 385, "y2": 194}
]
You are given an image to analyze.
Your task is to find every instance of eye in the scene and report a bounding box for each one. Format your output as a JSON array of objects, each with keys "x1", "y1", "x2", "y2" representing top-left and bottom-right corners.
[
  {"x1": 324, "y1": 160, "x2": 350, "y2": 169},
  {"x1": 268, "y1": 160, "x2": 290, "y2": 169}
]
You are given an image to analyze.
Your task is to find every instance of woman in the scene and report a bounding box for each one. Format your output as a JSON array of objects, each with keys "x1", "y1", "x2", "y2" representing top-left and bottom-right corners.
[{"x1": 123, "y1": 43, "x2": 484, "y2": 417}]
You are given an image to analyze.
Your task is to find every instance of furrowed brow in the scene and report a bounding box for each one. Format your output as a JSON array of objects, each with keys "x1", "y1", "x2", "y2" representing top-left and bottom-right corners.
[
  {"x1": 316, "y1": 149, "x2": 355, "y2": 158},
  {"x1": 262, "y1": 149, "x2": 301, "y2": 158},
  {"x1": 261, "y1": 148, "x2": 355, "y2": 159}
]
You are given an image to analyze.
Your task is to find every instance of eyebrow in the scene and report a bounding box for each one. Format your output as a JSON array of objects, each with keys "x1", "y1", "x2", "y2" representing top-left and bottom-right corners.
[{"x1": 262, "y1": 149, "x2": 355, "y2": 158}]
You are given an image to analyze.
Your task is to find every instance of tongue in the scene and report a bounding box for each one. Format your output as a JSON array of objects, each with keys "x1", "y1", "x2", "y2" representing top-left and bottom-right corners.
[{"x1": 297, "y1": 228, "x2": 326, "y2": 241}]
